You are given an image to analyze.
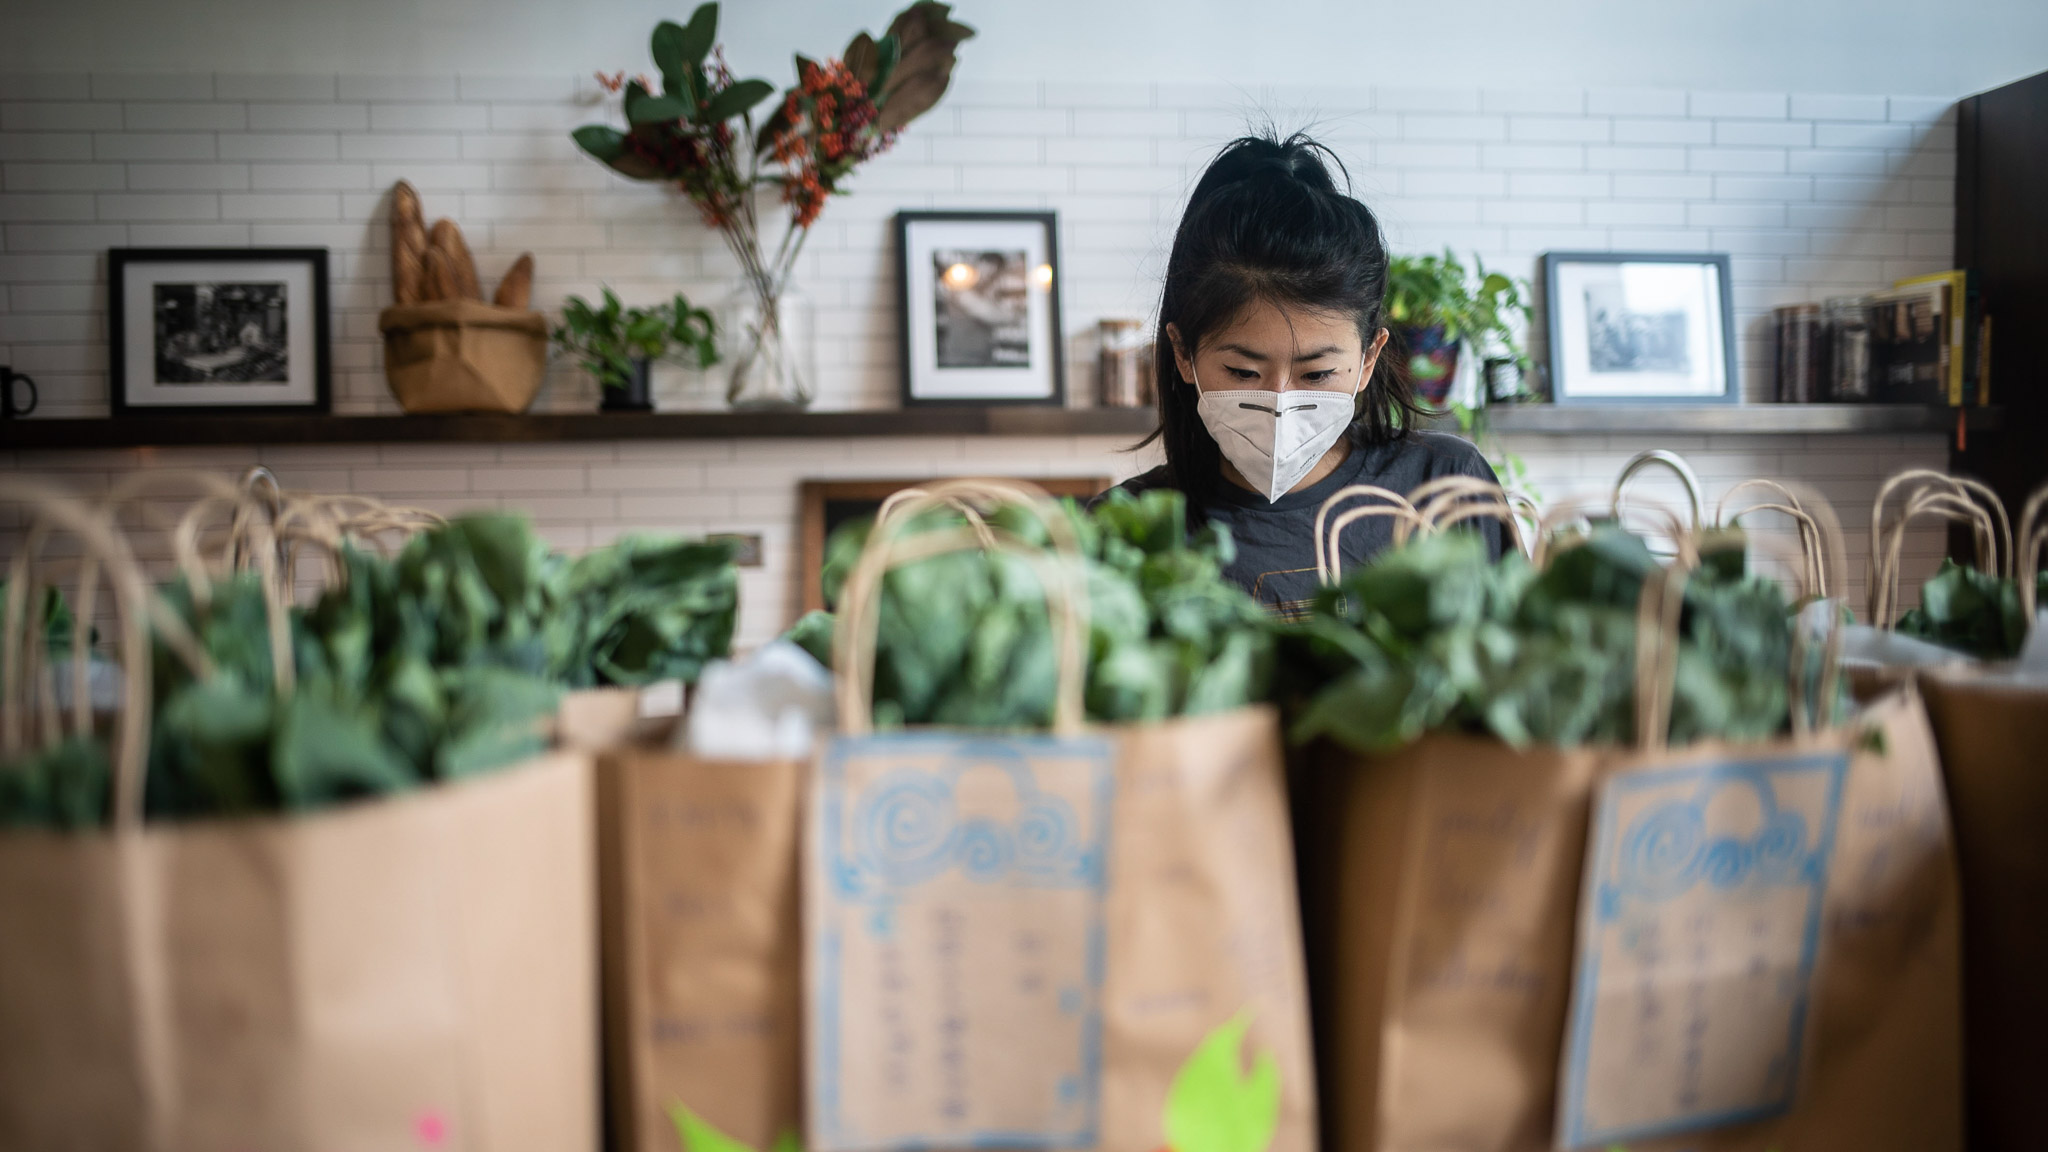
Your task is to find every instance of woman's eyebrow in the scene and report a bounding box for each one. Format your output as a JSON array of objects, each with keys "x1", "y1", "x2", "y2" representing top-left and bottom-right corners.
[{"x1": 1215, "y1": 343, "x2": 1346, "y2": 361}]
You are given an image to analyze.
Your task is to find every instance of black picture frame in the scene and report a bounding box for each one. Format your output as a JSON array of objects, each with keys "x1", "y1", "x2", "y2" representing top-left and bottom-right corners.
[
  {"x1": 895, "y1": 211, "x2": 1065, "y2": 407},
  {"x1": 1541, "y1": 251, "x2": 1738, "y2": 406},
  {"x1": 108, "y1": 247, "x2": 332, "y2": 416}
]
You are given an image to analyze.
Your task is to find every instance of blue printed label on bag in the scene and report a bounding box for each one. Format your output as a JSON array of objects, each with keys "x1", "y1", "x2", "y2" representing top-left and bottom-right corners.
[
  {"x1": 1558, "y1": 751, "x2": 1848, "y2": 1148},
  {"x1": 807, "y1": 732, "x2": 1114, "y2": 1152}
]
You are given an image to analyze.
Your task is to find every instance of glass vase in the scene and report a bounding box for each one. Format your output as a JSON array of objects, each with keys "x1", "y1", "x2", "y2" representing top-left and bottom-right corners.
[{"x1": 721, "y1": 285, "x2": 815, "y2": 410}]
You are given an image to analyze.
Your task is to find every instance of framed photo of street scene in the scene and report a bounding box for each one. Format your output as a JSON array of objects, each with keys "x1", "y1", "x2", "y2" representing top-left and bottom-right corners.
[
  {"x1": 896, "y1": 211, "x2": 1065, "y2": 406},
  {"x1": 109, "y1": 248, "x2": 331, "y2": 415},
  {"x1": 1542, "y1": 251, "x2": 1736, "y2": 405}
]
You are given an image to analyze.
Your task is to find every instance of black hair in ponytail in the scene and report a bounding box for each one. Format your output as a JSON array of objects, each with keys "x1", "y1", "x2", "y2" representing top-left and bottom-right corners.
[{"x1": 1144, "y1": 132, "x2": 1420, "y2": 504}]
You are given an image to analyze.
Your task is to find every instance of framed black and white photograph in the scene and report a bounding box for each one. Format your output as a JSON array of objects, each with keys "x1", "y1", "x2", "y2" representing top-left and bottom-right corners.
[
  {"x1": 1542, "y1": 252, "x2": 1736, "y2": 405},
  {"x1": 109, "y1": 248, "x2": 330, "y2": 415},
  {"x1": 896, "y1": 211, "x2": 1064, "y2": 405}
]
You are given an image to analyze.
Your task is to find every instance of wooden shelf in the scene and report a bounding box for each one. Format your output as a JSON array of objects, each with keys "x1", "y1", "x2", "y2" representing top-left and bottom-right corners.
[
  {"x1": 0, "y1": 404, "x2": 1995, "y2": 451},
  {"x1": 0, "y1": 406, "x2": 1160, "y2": 449},
  {"x1": 1476, "y1": 403, "x2": 1999, "y2": 435}
]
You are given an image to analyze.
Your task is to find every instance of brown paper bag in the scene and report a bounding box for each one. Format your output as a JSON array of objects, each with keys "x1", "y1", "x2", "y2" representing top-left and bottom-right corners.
[
  {"x1": 1295, "y1": 481, "x2": 1959, "y2": 1152},
  {"x1": 380, "y1": 298, "x2": 548, "y2": 414},
  {"x1": 1919, "y1": 669, "x2": 2048, "y2": 1152},
  {"x1": 1301, "y1": 693, "x2": 1961, "y2": 1152},
  {"x1": 1098, "y1": 706, "x2": 1317, "y2": 1152},
  {"x1": 0, "y1": 752, "x2": 599, "y2": 1151},
  {"x1": 598, "y1": 747, "x2": 806, "y2": 1152},
  {"x1": 0, "y1": 482, "x2": 599, "y2": 1152},
  {"x1": 558, "y1": 685, "x2": 686, "y2": 753},
  {"x1": 556, "y1": 683, "x2": 801, "y2": 1152},
  {"x1": 807, "y1": 484, "x2": 1316, "y2": 1152}
]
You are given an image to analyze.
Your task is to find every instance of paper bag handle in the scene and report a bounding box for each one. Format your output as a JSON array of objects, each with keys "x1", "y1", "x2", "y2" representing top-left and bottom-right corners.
[
  {"x1": 2020, "y1": 484, "x2": 2047, "y2": 627},
  {"x1": 1871, "y1": 482, "x2": 2003, "y2": 630},
  {"x1": 1312, "y1": 485, "x2": 1425, "y2": 585},
  {"x1": 1, "y1": 480, "x2": 212, "y2": 828},
  {"x1": 1408, "y1": 474, "x2": 1530, "y2": 557},
  {"x1": 832, "y1": 481, "x2": 1088, "y2": 736},
  {"x1": 1716, "y1": 479, "x2": 1849, "y2": 606},
  {"x1": 1868, "y1": 469, "x2": 2008, "y2": 625},
  {"x1": 1614, "y1": 449, "x2": 1704, "y2": 535}
]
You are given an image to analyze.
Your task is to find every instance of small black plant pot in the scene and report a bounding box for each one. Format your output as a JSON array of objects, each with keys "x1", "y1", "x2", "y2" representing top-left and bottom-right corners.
[{"x1": 600, "y1": 358, "x2": 655, "y2": 412}]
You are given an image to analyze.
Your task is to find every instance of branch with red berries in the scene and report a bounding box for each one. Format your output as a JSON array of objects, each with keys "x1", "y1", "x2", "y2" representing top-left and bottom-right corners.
[{"x1": 573, "y1": 2, "x2": 974, "y2": 236}]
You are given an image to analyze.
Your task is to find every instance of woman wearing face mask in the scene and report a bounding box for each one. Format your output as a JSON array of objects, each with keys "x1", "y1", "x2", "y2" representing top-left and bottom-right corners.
[{"x1": 1100, "y1": 132, "x2": 1503, "y2": 618}]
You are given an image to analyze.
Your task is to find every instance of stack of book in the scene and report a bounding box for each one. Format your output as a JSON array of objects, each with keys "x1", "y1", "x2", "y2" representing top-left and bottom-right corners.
[{"x1": 1772, "y1": 269, "x2": 1990, "y2": 405}]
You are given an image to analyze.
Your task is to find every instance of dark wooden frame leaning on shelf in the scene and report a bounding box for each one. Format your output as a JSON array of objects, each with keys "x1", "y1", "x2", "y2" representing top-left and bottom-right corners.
[
  {"x1": 108, "y1": 247, "x2": 332, "y2": 416},
  {"x1": 895, "y1": 211, "x2": 1066, "y2": 407},
  {"x1": 1541, "y1": 251, "x2": 1738, "y2": 406},
  {"x1": 798, "y1": 476, "x2": 1109, "y2": 612}
]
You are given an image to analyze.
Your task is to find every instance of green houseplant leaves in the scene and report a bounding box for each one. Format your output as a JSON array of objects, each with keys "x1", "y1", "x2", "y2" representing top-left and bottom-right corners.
[{"x1": 553, "y1": 288, "x2": 718, "y2": 391}]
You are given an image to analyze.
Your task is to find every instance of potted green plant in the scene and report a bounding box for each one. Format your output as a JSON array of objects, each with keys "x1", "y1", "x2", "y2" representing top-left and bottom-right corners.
[
  {"x1": 553, "y1": 289, "x2": 718, "y2": 412},
  {"x1": 1384, "y1": 250, "x2": 1532, "y2": 408}
]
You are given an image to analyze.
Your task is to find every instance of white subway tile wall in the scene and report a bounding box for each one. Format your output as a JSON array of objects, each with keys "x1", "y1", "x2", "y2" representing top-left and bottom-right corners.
[{"x1": 1, "y1": 74, "x2": 1959, "y2": 644}]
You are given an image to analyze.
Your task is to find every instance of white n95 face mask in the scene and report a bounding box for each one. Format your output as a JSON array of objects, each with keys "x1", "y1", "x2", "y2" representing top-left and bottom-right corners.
[{"x1": 1193, "y1": 359, "x2": 1364, "y2": 502}]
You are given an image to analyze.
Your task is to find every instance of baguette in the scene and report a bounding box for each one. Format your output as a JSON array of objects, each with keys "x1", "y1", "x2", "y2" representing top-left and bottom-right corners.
[
  {"x1": 429, "y1": 218, "x2": 483, "y2": 300},
  {"x1": 493, "y1": 252, "x2": 535, "y2": 310},
  {"x1": 421, "y1": 245, "x2": 455, "y2": 302},
  {"x1": 390, "y1": 181, "x2": 427, "y2": 305}
]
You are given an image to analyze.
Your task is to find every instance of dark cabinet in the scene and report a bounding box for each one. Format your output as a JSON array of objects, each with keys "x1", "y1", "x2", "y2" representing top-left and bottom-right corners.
[{"x1": 1954, "y1": 70, "x2": 2048, "y2": 528}]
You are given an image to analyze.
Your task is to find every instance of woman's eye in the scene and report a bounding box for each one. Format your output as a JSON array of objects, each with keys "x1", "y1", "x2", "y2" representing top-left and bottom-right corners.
[
  {"x1": 1225, "y1": 366, "x2": 1260, "y2": 381},
  {"x1": 1303, "y1": 370, "x2": 1337, "y2": 384}
]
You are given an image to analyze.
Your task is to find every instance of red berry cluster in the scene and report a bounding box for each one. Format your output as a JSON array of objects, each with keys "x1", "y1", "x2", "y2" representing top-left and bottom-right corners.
[{"x1": 769, "y1": 57, "x2": 896, "y2": 228}]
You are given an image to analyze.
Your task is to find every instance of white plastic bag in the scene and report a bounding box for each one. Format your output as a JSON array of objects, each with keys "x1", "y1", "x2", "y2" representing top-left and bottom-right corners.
[{"x1": 684, "y1": 640, "x2": 834, "y2": 760}]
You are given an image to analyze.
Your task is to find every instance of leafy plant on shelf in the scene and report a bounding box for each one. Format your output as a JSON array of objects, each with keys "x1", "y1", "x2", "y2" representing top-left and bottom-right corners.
[
  {"x1": 1385, "y1": 249, "x2": 1537, "y2": 498},
  {"x1": 552, "y1": 288, "x2": 718, "y2": 391},
  {"x1": 1385, "y1": 248, "x2": 1533, "y2": 380}
]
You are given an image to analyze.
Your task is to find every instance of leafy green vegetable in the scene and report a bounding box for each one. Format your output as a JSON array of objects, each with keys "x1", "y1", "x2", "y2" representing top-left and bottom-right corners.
[
  {"x1": 553, "y1": 535, "x2": 738, "y2": 687},
  {"x1": 1893, "y1": 558, "x2": 2042, "y2": 660},
  {"x1": 1285, "y1": 525, "x2": 1813, "y2": 752},
  {"x1": 788, "y1": 488, "x2": 1274, "y2": 729},
  {"x1": 0, "y1": 736, "x2": 110, "y2": 830},
  {"x1": 2, "y1": 513, "x2": 739, "y2": 828}
]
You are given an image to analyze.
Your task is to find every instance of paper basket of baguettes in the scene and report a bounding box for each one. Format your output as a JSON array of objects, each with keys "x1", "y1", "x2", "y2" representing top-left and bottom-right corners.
[{"x1": 378, "y1": 180, "x2": 548, "y2": 414}]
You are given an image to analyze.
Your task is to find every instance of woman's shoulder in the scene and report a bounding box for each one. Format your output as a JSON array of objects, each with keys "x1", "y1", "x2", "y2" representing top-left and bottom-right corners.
[
  {"x1": 1403, "y1": 429, "x2": 1498, "y2": 478},
  {"x1": 1355, "y1": 429, "x2": 1500, "y2": 488},
  {"x1": 1086, "y1": 464, "x2": 1175, "y2": 510}
]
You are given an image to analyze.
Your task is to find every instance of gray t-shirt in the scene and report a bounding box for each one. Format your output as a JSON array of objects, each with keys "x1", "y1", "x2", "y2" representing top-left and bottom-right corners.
[{"x1": 1100, "y1": 431, "x2": 1502, "y2": 618}]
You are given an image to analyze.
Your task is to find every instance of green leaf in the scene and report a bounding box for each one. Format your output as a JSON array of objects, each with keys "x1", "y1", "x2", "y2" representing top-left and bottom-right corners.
[
  {"x1": 1164, "y1": 1014, "x2": 1282, "y2": 1152},
  {"x1": 627, "y1": 92, "x2": 691, "y2": 125},
  {"x1": 668, "y1": 1103, "x2": 760, "y2": 1152},
  {"x1": 571, "y1": 124, "x2": 629, "y2": 163},
  {"x1": 650, "y1": 20, "x2": 693, "y2": 92},
  {"x1": 675, "y1": 3, "x2": 719, "y2": 67},
  {"x1": 703, "y1": 78, "x2": 775, "y2": 124},
  {"x1": 873, "y1": 33, "x2": 902, "y2": 94}
]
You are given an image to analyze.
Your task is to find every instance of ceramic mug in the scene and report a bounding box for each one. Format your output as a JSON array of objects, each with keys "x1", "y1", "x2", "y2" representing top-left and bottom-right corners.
[{"x1": 0, "y1": 367, "x2": 35, "y2": 419}]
